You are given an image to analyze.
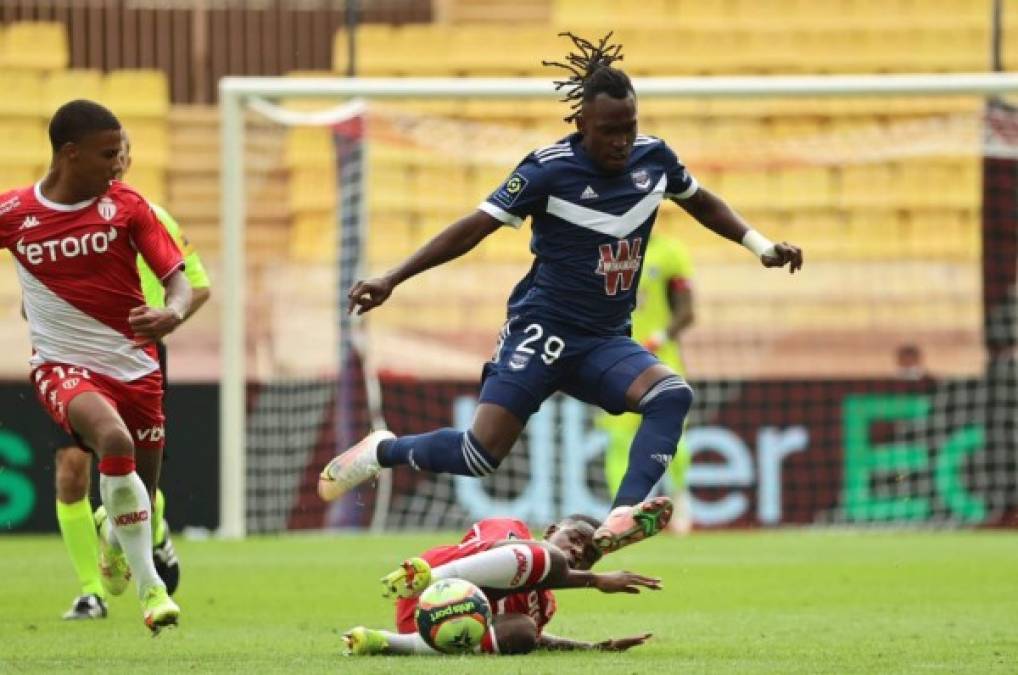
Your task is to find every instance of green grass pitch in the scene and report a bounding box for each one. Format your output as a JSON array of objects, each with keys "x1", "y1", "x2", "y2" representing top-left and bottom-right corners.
[{"x1": 1, "y1": 530, "x2": 1016, "y2": 673}]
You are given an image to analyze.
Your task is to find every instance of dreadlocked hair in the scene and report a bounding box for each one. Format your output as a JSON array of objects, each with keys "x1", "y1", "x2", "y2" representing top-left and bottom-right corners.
[{"x1": 542, "y1": 31, "x2": 633, "y2": 123}]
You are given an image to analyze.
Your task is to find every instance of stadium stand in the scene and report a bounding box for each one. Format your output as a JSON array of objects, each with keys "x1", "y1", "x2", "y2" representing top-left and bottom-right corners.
[{"x1": 0, "y1": 4, "x2": 1004, "y2": 378}]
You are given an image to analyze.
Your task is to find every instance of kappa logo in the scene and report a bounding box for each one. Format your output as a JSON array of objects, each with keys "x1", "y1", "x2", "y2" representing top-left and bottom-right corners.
[
  {"x1": 20, "y1": 215, "x2": 39, "y2": 230},
  {"x1": 580, "y1": 185, "x2": 599, "y2": 200},
  {"x1": 98, "y1": 196, "x2": 117, "y2": 221},
  {"x1": 595, "y1": 237, "x2": 643, "y2": 296},
  {"x1": 631, "y1": 169, "x2": 652, "y2": 191},
  {"x1": 135, "y1": 425, "x2": 165, "y2": 443}
]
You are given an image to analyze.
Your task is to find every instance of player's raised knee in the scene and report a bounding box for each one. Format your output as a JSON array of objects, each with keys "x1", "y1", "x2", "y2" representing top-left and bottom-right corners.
[{"x1": 640, "y1": 376, "x2": 693, "y2": 417}]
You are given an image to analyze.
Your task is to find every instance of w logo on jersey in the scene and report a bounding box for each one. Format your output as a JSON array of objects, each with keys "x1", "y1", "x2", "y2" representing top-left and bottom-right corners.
[{"x1": 596, "y1": 237, "x2": 643, "y2": 296}]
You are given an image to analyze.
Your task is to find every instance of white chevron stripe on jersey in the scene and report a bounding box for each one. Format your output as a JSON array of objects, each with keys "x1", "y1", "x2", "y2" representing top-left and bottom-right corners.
[
  {"x1": 535, "y1": 149, "x2": 574, "y2": 163},
  {"x1": 17, "y1": 261, "x2": 159, "y2": 381},
  {"x1": 534, "y1": 141, "x2": 570, "y2": 157},
  {"x1": 545, "y1": 173, "x2": 667, "y2": 239}
]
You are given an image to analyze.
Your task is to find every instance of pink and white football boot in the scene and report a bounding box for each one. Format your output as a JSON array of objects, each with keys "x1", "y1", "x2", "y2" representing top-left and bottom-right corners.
[{"x1": 317, "y1": 430, "x2": 395, "y2": 502}]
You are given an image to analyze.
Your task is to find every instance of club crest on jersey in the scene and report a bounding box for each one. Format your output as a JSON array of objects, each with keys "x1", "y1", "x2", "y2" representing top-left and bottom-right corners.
[
  {"x1": 495, "y1": 173, "x2": 529, "y2": 208},
  {"x1": 98, "y1": 196, "x2": 117, "y2": 221},
  {"x1": 631, "y1": 169, "x2": 652, "y2": 191},
  {"x1": 595, "y1": 237, "x2": 643, "y2": 296}
]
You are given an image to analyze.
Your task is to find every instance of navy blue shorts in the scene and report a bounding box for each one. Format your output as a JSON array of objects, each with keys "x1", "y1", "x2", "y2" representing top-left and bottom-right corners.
[{"x1": 478, "y1": 313, "x2": 661, "y2": 422}]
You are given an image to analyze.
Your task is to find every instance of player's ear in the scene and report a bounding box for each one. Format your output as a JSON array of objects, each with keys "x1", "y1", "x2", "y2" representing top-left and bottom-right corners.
[{"x1": 575, "y1": 111, "x2": 585, "y2": 134}]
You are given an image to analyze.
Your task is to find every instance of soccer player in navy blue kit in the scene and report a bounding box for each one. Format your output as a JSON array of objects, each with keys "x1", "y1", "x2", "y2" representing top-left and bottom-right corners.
[{"x1": 319, "y1": 33, "x2": 803, "y2": 553}]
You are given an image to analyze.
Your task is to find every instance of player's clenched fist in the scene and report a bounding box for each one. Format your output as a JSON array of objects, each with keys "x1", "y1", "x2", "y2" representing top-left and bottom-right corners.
[
  {"x1": 762, "y1": 241, "x2": 804, "y2": 273},
  {"x1": 129, "y1": 305, "x2": 183, "y2": 345},
  {"x1": 348, "y1": 276, "x2": 396, "y2": 315}
]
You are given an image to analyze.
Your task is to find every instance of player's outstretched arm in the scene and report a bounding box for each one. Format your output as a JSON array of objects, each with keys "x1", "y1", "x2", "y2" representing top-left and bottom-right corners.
[
  {"x1": 538, "y1": 632, "x2": 653, "y2": 652},
  {"x1": 347, "y1": 210, "x2": 502, "y2": 315},
  {"x1": 675, "y1": 186, "x2": 803, "y2": 273}
]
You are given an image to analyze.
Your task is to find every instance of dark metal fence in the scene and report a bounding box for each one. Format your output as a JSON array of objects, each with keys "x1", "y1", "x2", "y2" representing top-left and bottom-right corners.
[{"x1": 0, "y1": 0, "x2": 429, "y2": 103}]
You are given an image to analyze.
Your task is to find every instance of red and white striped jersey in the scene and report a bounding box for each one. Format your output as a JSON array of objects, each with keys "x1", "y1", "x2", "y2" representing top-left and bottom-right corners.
[{"x1": 0, "y1": 181, "x2": 183, "y2": 381}]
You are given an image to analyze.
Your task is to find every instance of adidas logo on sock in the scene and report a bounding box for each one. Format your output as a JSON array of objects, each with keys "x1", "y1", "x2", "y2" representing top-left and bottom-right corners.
[{"x1": 580, "y1": 185, "x2": 599, "y2": 200}]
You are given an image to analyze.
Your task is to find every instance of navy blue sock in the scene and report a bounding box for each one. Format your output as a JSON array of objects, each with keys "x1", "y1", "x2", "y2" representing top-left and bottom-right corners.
[
  {"x1": 613, "y1": 377, "x2": 694, "y2": 508},
  {"x1": 377, "y1": 429, "x2": 500, "y2": 477}
]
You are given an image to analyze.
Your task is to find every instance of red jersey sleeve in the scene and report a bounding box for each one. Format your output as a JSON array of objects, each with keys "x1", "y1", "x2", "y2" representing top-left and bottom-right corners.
[
  {"x1": 118, "y1": 184, "x2": 183, "y2": 280},
  {"x1": 0, "y1": 189, "x2": 24, "y2": 249}
]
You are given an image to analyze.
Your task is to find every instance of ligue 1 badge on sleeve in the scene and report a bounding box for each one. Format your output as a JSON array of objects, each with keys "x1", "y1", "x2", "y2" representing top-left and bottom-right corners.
[
  {"x1": 631, "y1": 169, "x2": 651, "y2": 191},
  {"x1": 98, "y1": 196, "x2": 117, "y2": 221}
]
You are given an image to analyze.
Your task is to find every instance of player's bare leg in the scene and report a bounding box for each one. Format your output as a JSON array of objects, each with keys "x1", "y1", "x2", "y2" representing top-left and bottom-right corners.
[
  {"x1": 54, "y1": 446, "x2": 109, "y2": 618},
  {"x1": 68, "y1": 393, "x2": 178, "y2": 633}
]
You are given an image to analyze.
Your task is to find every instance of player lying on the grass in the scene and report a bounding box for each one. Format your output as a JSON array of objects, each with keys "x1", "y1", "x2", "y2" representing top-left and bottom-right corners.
[
  {"x1": 343, "y1": 509, "x2": 667, "y2": 656},
  {"x1": 322, "y1": 31, "x2": 803, "y2": 555}
]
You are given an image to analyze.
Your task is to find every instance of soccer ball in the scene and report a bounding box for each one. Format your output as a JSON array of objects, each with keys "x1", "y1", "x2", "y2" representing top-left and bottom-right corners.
[{"x1": 414, "y1": 578, "x2": 492, "y2": 654}]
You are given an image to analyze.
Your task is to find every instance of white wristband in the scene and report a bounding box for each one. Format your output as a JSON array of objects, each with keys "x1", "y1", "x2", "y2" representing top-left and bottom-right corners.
[{"x1": 741, "y1": 229, "x2": 775, "y2": 259}]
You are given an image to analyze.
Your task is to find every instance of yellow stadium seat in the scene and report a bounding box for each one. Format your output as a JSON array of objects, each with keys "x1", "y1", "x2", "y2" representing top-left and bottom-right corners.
[
  {"x1": 837, "y1": 163, "x2": 894, "y2": 209},
  {"x1": 0, "y1": 119, "x2": 49, "y2": 168},
  {"x1": 43, "y1": 70, "x2": 104, "y2": 115},
  {"x1": 774, "y1": 167, "x2": 834, "y2": 210},
  {"x1": 0, "y1": 22, "x2": 68, "y2": 71},
  {"x1": 0, "y1": 70, "x2": 44, "y2": 117},
  {"x1": 0, "y1": 165, "x2": 39, "y2": 188},
  {"x1": 123, "y1": 166, "x2": 166, "y2": 205},
  {"x1": 122, "y1": 121, "x2": 169, "y2": 169},
  {"x1": 102, "y1": 70, "x2": 169, "y2": 118},
  {"x1": 290, "y1": 212, "x2": 335, "y2": 263},
  {"x1": 289, "y1": 167, "x2": 337, "y2": 214},
  {"x1": 285, "y1": 127, "x2": 334, "y2": 170},
  {"x1": 366, "y1": 220, "x2": 415, "y2": 265}
]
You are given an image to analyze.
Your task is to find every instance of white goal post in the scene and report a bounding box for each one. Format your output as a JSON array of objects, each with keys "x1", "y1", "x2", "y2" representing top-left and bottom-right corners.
[{"x1": 218, "y1": 73, "x2": 1018, "y2": 539}]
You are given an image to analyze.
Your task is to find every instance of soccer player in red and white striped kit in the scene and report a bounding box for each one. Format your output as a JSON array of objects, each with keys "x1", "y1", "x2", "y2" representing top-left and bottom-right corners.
[
  {"x1": 0, "y1": 100, "x2": 190, "y2": 633},
  {"x1": 343, "y1": 514, "x2": 660, "y2": 656}
]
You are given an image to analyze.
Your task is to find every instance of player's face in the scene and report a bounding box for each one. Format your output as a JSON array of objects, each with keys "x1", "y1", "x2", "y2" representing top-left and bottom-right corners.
[
  {"x1": 68, "y1": 128, "x2": 124, "y2": 196},
  {"x1": 545, "y1": 521, "x2": 601, "y2": 570},
  {"x1": 577, "y1": 92, "x2": 638, "y2": 174},
  {"x1": 115, "y1": 134, "x2": 132, "y2": 181}
]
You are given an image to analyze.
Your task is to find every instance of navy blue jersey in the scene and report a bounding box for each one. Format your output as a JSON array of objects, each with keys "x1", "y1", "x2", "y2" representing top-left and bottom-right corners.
[{"x1": 479, "y1": 132, "x2": 698, "y2": 335}]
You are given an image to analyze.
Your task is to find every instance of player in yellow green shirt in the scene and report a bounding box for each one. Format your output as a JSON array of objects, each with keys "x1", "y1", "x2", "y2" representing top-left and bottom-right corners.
[
  {"x1": 57, "y1": 130, "x2": 211, "y2": 619},
  {"x1": 599, "y1": 234, "x2": 694, "y2": 534}
]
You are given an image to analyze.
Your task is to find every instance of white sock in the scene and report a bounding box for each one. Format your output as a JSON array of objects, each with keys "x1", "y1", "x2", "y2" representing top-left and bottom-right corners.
[
  {"x1": 98, "y1": 471, "x2": 165, "y2": 597},
  {"x1": 379, "y1": 631, "x2": 440, "y2": 655},
  {"x1": 432, "y1": 544, "x2": 550, "y2": 590}
]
